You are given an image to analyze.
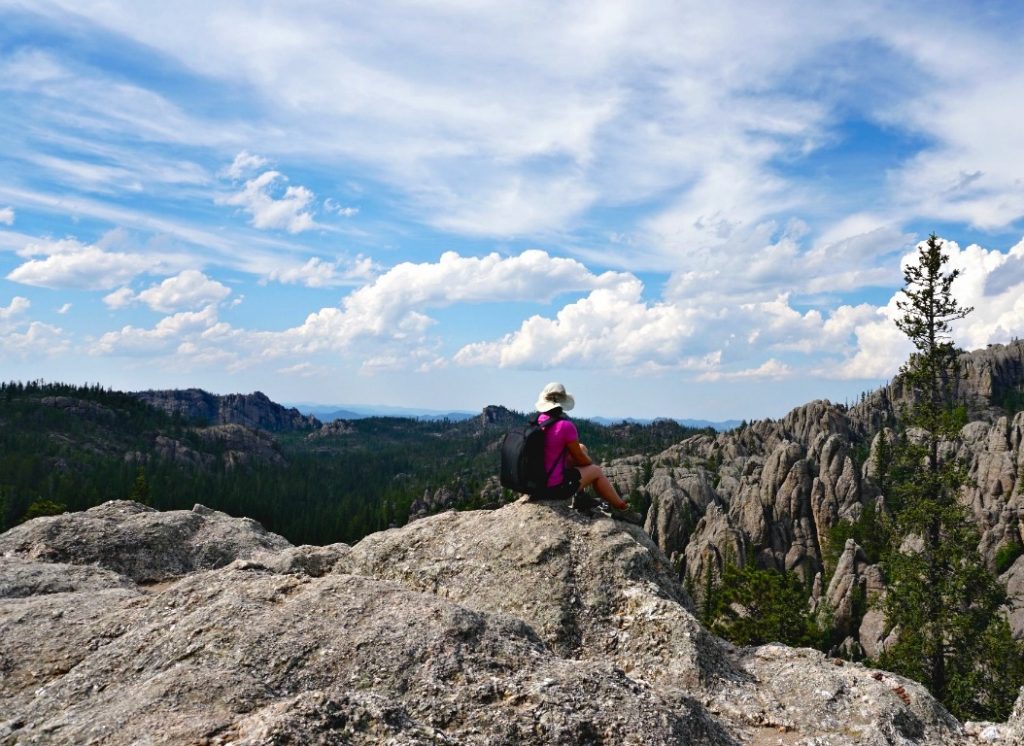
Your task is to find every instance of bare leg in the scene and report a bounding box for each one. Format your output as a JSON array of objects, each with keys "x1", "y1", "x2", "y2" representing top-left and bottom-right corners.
[{"x1": 576, "y1": 464, "x2": 628, "y2": 511}]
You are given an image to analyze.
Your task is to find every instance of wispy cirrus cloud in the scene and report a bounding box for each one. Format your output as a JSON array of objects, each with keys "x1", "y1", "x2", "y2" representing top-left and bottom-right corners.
[{"x1": 265, "y1": 255, "x2": 377, "y2": 288}]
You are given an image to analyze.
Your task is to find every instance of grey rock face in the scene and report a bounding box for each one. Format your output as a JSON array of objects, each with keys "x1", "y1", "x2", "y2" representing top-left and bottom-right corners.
[
  {"x1": 408, "y1": 484, "x2": 468, "y2": 521},
  {"x1": 195, "y1": 423, "x2": 287, "y2": 468},
  {"x1": 134, "y1": 388, "x2": 320, "y2": 432},
  {"x1": 823, "y1": 539, "x2": 885, "y2": 645},
  {"x1": 305, "y1": 419, "x2": 355, "y2": 439},
  {"x1": 632, "y1": 341, "x2": 1024, "y2": 644},
  {"x1": 1, "y1": 500, "x2": 980, "y2": 744},
  {"x1": 479, "y1": 404, "x2": 520, "y2": 427},
  {"x1": 39, "y1": 395, "x2": 117, "y2": 421},
  {"x1": 0, "y1": 557, "x2": 134, "y2": 598},
  {"x1": 0, "y1": 500, "x2": 291, "y2": 582}
]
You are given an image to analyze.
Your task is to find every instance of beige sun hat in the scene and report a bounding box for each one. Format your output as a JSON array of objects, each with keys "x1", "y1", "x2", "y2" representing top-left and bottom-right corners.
[{"x1": 534, "y1": 382, "x2": 575, "y2": 413}]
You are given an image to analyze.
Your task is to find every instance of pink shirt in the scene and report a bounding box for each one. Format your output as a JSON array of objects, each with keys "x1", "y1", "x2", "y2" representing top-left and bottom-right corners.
[{"x1": 538, "y1": 414, "x2": 579, "y2": 487}]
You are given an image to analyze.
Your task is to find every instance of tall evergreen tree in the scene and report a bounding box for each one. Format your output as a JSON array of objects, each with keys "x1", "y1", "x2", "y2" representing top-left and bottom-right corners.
[{"x1": 879, "y1": 234, "x2": 1024, "y2": 720}]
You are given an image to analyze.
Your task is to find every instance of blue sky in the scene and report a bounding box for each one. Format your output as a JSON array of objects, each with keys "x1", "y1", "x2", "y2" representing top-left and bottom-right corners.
[{"x1": 2, "y1": 1, "x2": 1024, "y2": 420}]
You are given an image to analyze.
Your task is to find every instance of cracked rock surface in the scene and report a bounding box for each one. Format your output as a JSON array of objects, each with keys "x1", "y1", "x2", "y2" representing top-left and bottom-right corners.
[{"x1": 4, "y1": 499, "x2": 1016, "y2": 744}]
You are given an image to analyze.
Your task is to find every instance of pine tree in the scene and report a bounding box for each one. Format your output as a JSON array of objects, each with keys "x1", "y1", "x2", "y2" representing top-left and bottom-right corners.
[
  {"x1": 128, "y1": 467, "x2": 151, "y2": 506},
  {"x1": 878, "y1": 233, "x2": 1024, "y2": 720},
  {"x1": 706, "y1": 563, "x2": 823, "y2": 648}
]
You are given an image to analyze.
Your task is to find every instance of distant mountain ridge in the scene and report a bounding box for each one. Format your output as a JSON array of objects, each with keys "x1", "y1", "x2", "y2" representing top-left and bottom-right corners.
[
  {"x1": 292, "y1": 402, "x2": 738, "y2": 429},
  {"x1": 589, "y1": 415, "x2": 742, "y2": 431},
  {"x1": 290, "y1": 402, "x2": 478, "y2": 422},
  {"x1": 134, "y1": 389, "x2": 321, "y2": 432}
]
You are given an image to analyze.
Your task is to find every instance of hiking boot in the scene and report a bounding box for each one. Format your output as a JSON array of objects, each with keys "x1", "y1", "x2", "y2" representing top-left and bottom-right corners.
[{"x1": 608, "y1": 507, "x2": 644, "y2": 526}]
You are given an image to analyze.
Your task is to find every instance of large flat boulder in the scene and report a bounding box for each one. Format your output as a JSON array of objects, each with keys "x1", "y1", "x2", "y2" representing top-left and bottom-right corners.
[
  {"x1": 0, "y1": 500, "x2": 291, "y2": 582},
  {"x1": 0, "y1": 500, "x2": 994, "y2": 744}
]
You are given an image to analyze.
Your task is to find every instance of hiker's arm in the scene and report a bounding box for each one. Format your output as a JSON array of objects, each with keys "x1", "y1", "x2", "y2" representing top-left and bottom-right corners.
[{"x1": 566, "y1": 440, "x2": 592, "y2": 467}]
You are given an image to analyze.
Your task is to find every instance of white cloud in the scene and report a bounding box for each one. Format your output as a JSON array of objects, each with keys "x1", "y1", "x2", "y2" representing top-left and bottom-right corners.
[
  {"x1": 323, "y1": 198, "x2": 358, "y2": 217},
  {"x1": 878, "y1": 51, "x2": 1024, "y2": 231},
  {"x1": 362, "y1": 348, "x2": 447, "y2": 375},
  {"x1": 698, "y1": 358, "x2": 793, "y2": 382},
  {"x1": 7, "y1": 237, "x2": 154, "y2": 290},
  {"x1": 266, "y1": 256, "x2": 377, "y2": 288},
  {"x1": 321, "y1": 250, "x2": 623, "y2": 339},
  {"x1": 826, "y1": 236, "x2": 1024, "y2": 379},
  {"x1": 0, "y1": 297, "x2": 68, "y2": 358},
  {"x1": 454, "y1": 277, "x2": 701, "y2": 370},
  {"x1": 449, "y1": 263, "x2": 906, "y2": 376},
  {"x1": 276, "y1": 362, "x2": 326, "y2": 377},
  {"x1": 218, "y1": 170, "x2": 317, "y2": 233},
  {"x1": 205, "y1": 250, "x2": 624, "y2": 367},
  {"x1": 0, "y1": 321, "x2": 68, "y2": 358},
  {"x1": 223, "y1": 150, "x2": 269, "y2": 180},
  {"x1": 25, "y1": 1, "x2": 866, "y2": 242},
  {"x1": 136, "y1": 270, "x2": 231, "y2": 312},
  {"x1": 56, "y1": 303, "x2": 71, "y2": 314},
  {"x1": 92, "y1": 305, "x2": 222, "y2": 356},
  {"x1": 0, "y1": 296, "x2": 31, "y2": 322},
  {"x1": 0, "y1": 207, "x2": 13, "y2": 225},
  {"x1": 103, "y1": 287, "x2": 135, "y2": 309}
]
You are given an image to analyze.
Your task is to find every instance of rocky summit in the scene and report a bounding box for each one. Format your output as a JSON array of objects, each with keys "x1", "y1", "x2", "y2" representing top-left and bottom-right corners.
[
  {"x1": 2, "y1": 499, "x2": 1021, "y2": 744},
  {"x1": 133, "y1": 389, "x2": 321, "y2": 433}
]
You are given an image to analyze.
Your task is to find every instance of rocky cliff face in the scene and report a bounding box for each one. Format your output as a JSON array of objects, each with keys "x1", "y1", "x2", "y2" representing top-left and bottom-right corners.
[
  {"x1": 4, "y1": 500, "x2": 1012, "y2": 744},
  {"x1": 610, "y1": 340, "x2": 1024, "y2": 652},
  {"x1": 134, "y1": 389, "x2": 321, "y2": 432}
]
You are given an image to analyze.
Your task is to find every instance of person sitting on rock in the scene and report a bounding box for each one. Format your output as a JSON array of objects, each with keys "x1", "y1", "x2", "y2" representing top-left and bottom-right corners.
[{"x1": 533, "y1": 382, "x2": 631, "y2": 517}]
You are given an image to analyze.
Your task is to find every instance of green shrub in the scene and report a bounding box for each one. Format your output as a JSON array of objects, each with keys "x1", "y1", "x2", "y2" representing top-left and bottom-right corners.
[
  {"x1": 21, "y1": 499, "x2": 67, "y2": 522},
  {"x1": 994, "y1": 542, "x2": 1024, "y2": 575}
]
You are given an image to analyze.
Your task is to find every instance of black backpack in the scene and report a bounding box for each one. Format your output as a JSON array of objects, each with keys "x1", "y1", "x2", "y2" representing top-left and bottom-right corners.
[{"x1": 500, "y1": 412, "x2": 565, "y2": 495}]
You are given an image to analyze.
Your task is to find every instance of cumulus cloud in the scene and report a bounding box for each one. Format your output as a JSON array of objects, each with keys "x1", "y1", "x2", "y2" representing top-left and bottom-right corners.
[
  {"x1": 0, "y1": 207, "x2": 14, "y2": 225},
  {"x1": 266, "y1": 256, "x2": 377, "y2": 288},
  {"x1": 455, "y1": 277, "x2": 704, "y2": 370},
  {"x1": 56, "y1": 303, "x2": 71, "y2": 314},
  {"x1": 0, "y1": 297, "x2": 67, "y2": 358},
  {"x1": 218, "y1": 171, "x2": 317, "y2": 233},
  {"x1": 110, "y1": 250, "x2": 622, "y2": 370},
  {"x1": 135, "y1": 270, "x2": 231, "y2": 312},
  {"x1": 74, "y1": 233, "x2": 1024, "y2": 385},
  {"x1": 0, "y1": 321, "x2": 68, "y2": 358},
  {"x1": 103, "y1": 287, "x2": 135, "y2": 309},
  {"x1": 253, "y1": 250, "x2": 624, "y2": 358},
  {"x1": 92, "y1": 305, "x2": 222, "y2": 356},
  {"x1": 223, "y1": 150, "x2": 269, "y2": 180},
  {"x1": 0, "y1": 296, "x2": 31, "y2": 322},
  {"x1": 451, "y1": 274, "x2": 886, "y2": 376},
  {"x1": 7, "y1": 238, "x2": 153, "y2": 290},
  {"x1": 825, "y1": 236, "x2": 1024, "y2": 379}
]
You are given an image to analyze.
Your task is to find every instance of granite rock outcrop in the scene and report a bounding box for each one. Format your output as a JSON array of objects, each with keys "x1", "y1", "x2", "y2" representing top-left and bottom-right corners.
[
  {"x1": 134, "y1": 388, "x2": 320, "y2": 432},
  {"x1": 620, "y1": 340, "x2": 1024, "y2": 646},
  {"x1": 3, "y1": 500, "x2": 1011, "y2": 744}
]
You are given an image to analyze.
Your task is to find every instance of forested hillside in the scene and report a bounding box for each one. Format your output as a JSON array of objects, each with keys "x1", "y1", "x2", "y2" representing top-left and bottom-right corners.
[{"x1": 0, "y1": 381, "x2": 708, "y2": 545}]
